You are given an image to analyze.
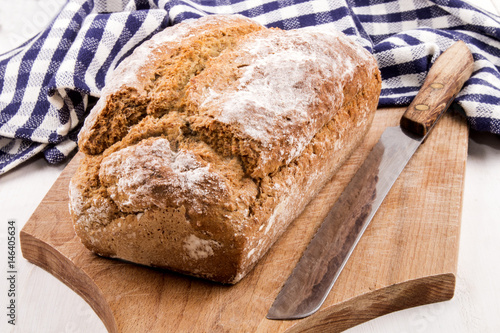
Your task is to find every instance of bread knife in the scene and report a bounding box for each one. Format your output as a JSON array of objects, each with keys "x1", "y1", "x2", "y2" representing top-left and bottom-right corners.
[{"x1": 267, "y1": 41, "x2": 474, "y2": 320}]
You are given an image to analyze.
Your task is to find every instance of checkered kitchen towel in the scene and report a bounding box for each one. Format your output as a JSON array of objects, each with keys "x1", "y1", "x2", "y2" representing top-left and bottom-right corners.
[{"x1": 1, "y1": 0, "x2": 500, "y2": 175}]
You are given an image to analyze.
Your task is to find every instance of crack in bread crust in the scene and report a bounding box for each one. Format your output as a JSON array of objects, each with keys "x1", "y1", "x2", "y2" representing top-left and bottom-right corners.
[
  {"x1": 69, "y1": 15, "x2": 382, "y2": 284},
  {"x1": 78, "y1": 15, "x2": 264, "y2": 155}
]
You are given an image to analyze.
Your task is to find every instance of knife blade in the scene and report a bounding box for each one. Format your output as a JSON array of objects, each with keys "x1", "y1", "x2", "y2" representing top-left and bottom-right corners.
[{"x1": 267, "y1": 40, "x2": 474, "y2": 320}]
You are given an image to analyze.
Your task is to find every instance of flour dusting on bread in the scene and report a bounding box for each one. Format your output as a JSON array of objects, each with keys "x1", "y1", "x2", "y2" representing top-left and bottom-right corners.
[{"x1": 99, "y1": 138, "x2": 228, "y2": 214}]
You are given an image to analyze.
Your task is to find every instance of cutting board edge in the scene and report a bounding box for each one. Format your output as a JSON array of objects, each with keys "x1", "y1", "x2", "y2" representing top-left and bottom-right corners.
[
  {"x1": 20, "y1": 222, "x2": 457, "y2": 333},
  {"x1": 20, "y1": 229, "x2": 119, "y2": 333},
  {"x1": 18, "y1": 107, "x2": 468, "y2": 333},
  {"x1": 281, "y1": 272, "x2": 456, "y2": 333}
]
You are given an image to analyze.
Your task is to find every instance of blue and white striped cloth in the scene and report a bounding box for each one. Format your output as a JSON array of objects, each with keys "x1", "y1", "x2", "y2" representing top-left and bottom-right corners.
[{"x1": 1, "y1": 0, "x2": 500, "y2": 175}]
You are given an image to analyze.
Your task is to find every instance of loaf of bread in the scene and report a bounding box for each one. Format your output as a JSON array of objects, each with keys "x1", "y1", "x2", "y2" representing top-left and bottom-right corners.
[{"x1": 69, "y1": 14, "x2": 381, "y2": 284}]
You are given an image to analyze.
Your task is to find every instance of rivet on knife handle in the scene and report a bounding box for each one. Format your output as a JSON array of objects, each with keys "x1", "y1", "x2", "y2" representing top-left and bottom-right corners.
[
  {"x1": 267, "y1": 41, "x2": 474, "y2": 321},
  {"x1": 401, "y1": 40, "x2": 474, "y2": 138}
]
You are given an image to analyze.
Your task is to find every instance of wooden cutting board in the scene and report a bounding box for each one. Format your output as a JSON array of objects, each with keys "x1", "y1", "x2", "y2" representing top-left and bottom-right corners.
[{"x1": 20, "y1": 107, "x2": 468, "y2": 333}]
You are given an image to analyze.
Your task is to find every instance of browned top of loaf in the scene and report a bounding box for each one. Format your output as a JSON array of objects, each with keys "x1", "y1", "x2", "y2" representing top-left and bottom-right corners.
[
  {"x1": 78, "y1": 14, "x2": 375, "y2": 178},
  {"x1": 183, "y1": 27, "x2": 374, "y2": 177},
  {"x1": 78, "y1": 15, "x2": 265, "y2": 155},
  {"x1": 72, "y1": 15, "x2": 379, "y2": 238}
]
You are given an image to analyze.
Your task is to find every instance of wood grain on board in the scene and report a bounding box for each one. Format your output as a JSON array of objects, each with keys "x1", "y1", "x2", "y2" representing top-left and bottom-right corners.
[{"x1": 21, "y1": 107, "x2": 468, "y2": 332}]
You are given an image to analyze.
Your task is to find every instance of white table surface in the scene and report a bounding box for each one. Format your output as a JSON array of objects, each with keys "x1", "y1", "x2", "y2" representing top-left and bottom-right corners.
[{"x1": 1, "y1": 1, "x2": 500, "y2": 332}]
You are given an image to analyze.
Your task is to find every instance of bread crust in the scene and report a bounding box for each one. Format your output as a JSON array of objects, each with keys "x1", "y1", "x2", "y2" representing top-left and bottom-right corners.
[{"x1": 69, "y1": 14, "x2": 381, "y2": 284}]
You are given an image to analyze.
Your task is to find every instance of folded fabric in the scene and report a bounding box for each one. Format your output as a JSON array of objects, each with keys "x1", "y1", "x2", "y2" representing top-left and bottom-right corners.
[{"x1": 1, "y1": 0, "x2": 500, "y2": 175}]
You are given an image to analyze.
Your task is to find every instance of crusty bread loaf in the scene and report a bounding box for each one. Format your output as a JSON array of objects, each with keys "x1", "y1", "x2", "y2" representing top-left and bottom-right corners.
[{"x1": 69, "y1": 14, "x2": 381, "y2": 284}]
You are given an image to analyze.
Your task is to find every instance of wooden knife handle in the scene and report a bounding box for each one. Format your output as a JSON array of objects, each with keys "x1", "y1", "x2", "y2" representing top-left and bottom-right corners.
[{"x1": 400, "y1": 40, "x2": 474, "y2": 137}]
